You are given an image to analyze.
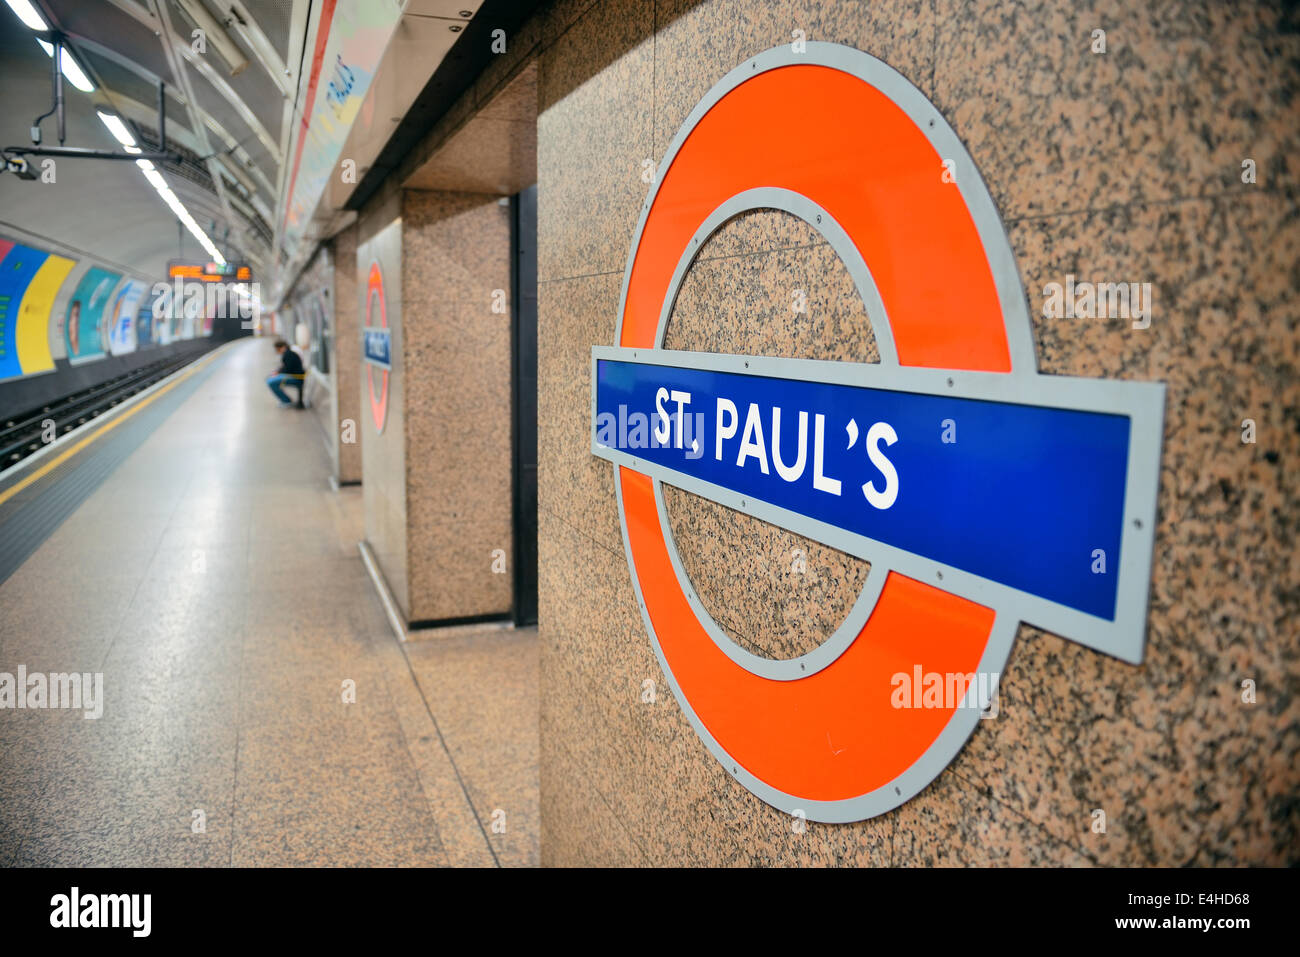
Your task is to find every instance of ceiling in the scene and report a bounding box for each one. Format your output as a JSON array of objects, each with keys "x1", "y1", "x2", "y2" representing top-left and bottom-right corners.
[
  {"x1": 0, "y1": 0, "x2": 314, "y2": 278},
  {"x1": 0, "y1": 0, "x2": 515, "y2": 296}
]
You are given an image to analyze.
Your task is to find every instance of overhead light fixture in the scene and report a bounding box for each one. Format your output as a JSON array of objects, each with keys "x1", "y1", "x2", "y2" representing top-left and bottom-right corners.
[
  {"x1": 3, "y1": 0, "x2": 47, "y2": 30},
  {"x1": 96, "y1": 111, "x2": 136, "y2": 148},
  {"x1": 4, "y1": 0, "x2": 98, "y2": 95},
  {"x1": 36, "y1": 42, "x2": 95, "y2": 93},
  {"x1": 127, "y1": 150, "x2": 224, "y2": 264}
]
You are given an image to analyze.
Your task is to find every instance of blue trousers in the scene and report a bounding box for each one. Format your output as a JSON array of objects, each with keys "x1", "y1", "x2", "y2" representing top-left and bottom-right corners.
[{"x1": 267, "y1": 374, "x2": 298, "y2": 405}]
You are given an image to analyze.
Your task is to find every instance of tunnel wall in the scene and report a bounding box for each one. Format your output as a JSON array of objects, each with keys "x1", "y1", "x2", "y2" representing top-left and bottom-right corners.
[{"x1": 0, "y1": 337, "x2": 221, "y2": 422}]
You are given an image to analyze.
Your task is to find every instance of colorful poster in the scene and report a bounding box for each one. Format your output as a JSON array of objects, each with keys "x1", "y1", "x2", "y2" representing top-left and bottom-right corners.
[
  {"x1": 278, "y1": 0, "x2": 402, "y2": 258},
  {"x1": 65, "y1": 267, "x2": 121, "y2": 362},
  {"x1": 306, "y1": 294, "x2": 329, "y2": 372},
  {"x1": 16, "y1": 251, "x2": 74, "y2": 374},
  {"x1": 0, "y1": 242, "x2": 47, "y2": 380},
  {"x1": 108, "y1": 279, "x2": 147, "y2": 356},
  {"x1": 137, "y1": 285, "x2": 167, "y2": 348}
]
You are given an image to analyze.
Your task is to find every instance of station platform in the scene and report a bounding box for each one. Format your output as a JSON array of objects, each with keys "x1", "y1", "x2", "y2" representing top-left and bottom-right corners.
[{"x1": 0, "y1": 339, "x2": 537, "y2": 867}]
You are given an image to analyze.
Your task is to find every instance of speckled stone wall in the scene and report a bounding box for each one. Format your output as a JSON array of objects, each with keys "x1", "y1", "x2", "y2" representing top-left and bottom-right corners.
[
  {"x1": 400, "y1": 190, "x2": 514, "y2": 623},
  {"x1": 332, "y1": 223, "x2": 362, "y2": 485},
  {"x1": 358, "y1": 197, "x2": 409, "y2": 616},
  {"x1": 536, "y1": 0, "x2": 1299, "y2": 865}
]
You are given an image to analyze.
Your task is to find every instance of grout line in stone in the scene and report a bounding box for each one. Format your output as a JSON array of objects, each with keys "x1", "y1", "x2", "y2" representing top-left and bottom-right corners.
[
  {"x1": 944, "y1": 765, "x2": 1103, "y2": 866},
  {"x1": 394, "y1": 635, "x2": 503, "y2": 867}
]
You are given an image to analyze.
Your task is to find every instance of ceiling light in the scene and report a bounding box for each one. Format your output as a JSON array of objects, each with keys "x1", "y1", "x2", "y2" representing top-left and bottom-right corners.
[
  {"x1": 36, "y1": 39, "x2": 96, "y2": 93},
  {"x1": 131, "y1": 156, "x2": 227, "y2": 265},
  {"x1": 3, "y1": 0, "x2": 47, "y2": 31},
  {"x1": 3, "y1": 3, "x2": 230, "y2": 269},
  {"x1": 96, "y1": 111, "x2": 137, "y2": 149}
]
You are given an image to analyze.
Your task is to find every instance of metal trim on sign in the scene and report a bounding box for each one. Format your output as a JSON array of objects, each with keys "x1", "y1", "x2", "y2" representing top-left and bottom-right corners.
[{"x1": 598, "y1": 42, "x2": 1166, "y2": 823}]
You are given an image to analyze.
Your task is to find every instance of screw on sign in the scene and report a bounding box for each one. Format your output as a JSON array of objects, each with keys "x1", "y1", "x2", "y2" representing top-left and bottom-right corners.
[{"x1": 590, "y1": 43, "x2": 1165, "y2": 822}]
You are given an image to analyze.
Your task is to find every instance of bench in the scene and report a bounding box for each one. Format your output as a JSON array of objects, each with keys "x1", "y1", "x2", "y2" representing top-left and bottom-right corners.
[{"x1": 285, "y1": 372, "x2": 308, "y2": 409}]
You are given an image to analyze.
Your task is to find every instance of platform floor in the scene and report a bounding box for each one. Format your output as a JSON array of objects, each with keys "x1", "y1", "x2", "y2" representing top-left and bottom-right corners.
[{"x1": 0, "y1": 338, "x2": 538, "y2": 866}]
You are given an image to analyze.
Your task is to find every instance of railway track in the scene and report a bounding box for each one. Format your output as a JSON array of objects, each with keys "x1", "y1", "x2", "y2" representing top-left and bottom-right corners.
[{"x1": 0, "y1": 353, "x2": 205, "y2": 470}]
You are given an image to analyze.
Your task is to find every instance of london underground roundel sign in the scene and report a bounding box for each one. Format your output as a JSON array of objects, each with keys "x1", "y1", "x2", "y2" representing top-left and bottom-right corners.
[
  {"x1": 590, "y1": 43, "x2": 1166, "y2": 822},
  {"x1": 362, "y1": 261, "x2": 390, "y2": 434}
]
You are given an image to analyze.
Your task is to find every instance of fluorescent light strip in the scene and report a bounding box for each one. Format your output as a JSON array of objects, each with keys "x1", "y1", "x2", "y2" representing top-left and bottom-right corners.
[
  {"x1": 35, "y1": 40, "x2": 95, "y2": 93},
  {"x1": 120, "y1": 141, "x2": 223, "y2": 263},
  {"x1": 7, "y1": 0, "x2": 93, "y2": 92},
  {"x1": 97, "y1": 111, "x2": 136, "y2": 148},
  {"x1": 4, "y1": 0, "x2": 47, "y2": 31}
]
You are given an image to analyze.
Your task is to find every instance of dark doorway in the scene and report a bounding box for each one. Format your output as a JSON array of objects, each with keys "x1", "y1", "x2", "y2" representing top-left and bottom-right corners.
[{"x1": 510, "y1": 185, "x2": 538, "y2": 626}]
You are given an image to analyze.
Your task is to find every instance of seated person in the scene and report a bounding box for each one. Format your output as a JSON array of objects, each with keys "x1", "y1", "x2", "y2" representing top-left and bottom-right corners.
[{"x1": 266, "y1": 339, "x2": 305, "y2": 407}]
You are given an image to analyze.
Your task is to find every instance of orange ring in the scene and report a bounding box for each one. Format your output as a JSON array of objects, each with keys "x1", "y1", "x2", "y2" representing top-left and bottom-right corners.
[
  {"x1": 618, "y1": 60, "x2": 1005, "y2": 806},
  {"x1": 365, "y1": 262, "x2": 389, "y2": 434}
]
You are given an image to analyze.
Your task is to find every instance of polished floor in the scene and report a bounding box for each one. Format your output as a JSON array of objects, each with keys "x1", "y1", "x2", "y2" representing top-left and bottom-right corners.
[{"x1": 0, "y1": 338, "x2": 538, "y2": 866}]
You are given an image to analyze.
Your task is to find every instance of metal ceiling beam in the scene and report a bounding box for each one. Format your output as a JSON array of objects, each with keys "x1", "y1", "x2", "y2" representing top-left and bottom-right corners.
[
  {"x1": 200, "y1": 119, "x2": 277, "y2": 199},
  {"x1": 270, "y1": 0, "x2": 317, "y2": 283},
  {"x1": 213, "y1": 152, "x2": 272, "y2": 220},
  {"x1": 148, "y1": 0, "x2": 251, "y2": 264},
  {"x1": 214, "y1": 0, "x2": 293, "y2": 97},
  {"x1": 121, "y1": 85, "x2": 280, "y2": 205},
  {"x1": 172, "y1": 0, "x2": 249, "y2": 75},
  {"x1": 53, "y1": 29, "x2": 163, "y2": 84},
  {"x1": 108, "y1": 91, "x2": 202, "y2": 153},
  {"x1": 99, "y1": 0, "x2": 288, "y2": 167},
  {"x1": 105, "y1": 90, "x2": 274, "y2": 231},
  {"x1": 176, "y1": 45, "x2": 282, "y2": 162},
  {"x1": 104, "y1": 0, "x2": 164, "y2": 33}
]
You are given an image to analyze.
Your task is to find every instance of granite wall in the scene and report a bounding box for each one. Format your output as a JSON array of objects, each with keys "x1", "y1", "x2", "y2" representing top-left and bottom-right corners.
[
  {"x1": 399, "y1": 189, "x2": 514, "y2": 624},
  {"x1": 332, "y1": 223, "x2": 363, "y2": 485},
  {"x1": 349, "y1": 54, "x2": 527, "y2": 627},
  {"x1": 535, "y1": 0, "x2": 1299, "y2": 865}
]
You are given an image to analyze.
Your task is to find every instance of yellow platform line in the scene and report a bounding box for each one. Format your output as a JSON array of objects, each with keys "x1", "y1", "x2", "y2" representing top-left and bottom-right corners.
[{"x1": 0, "y1": 346, "x2": 229, "y2": 508}]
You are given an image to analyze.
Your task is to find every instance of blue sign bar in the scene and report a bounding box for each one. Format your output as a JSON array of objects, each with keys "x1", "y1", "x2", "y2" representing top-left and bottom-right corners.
[
  {"x1": 594, "y1": 357, "x2": 1132, "y2": 621},
  {"x1": 363, "y1": 328, "x2": 391, "y2": 369}
]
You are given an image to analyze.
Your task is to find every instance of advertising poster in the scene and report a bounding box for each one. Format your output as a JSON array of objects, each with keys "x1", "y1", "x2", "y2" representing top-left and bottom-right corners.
[
  {"x1": 107, "y1": 279, "x2": 147, "y2": 356},
  {"x1": 65, "y1": 267, "x2": 121, "y2": 362},
  {"x1": 137, "y1": 285, "x2": 166, "y2": 348},
  {"x1": 279, "y1": 0, "x2": 402, "y2": 257},
  {"x1": 307, "y1": 294, "x2": 329, "y2": 373},
  {"x1": 0, "y1": 240, "x2": 46, "y2": 380}
]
